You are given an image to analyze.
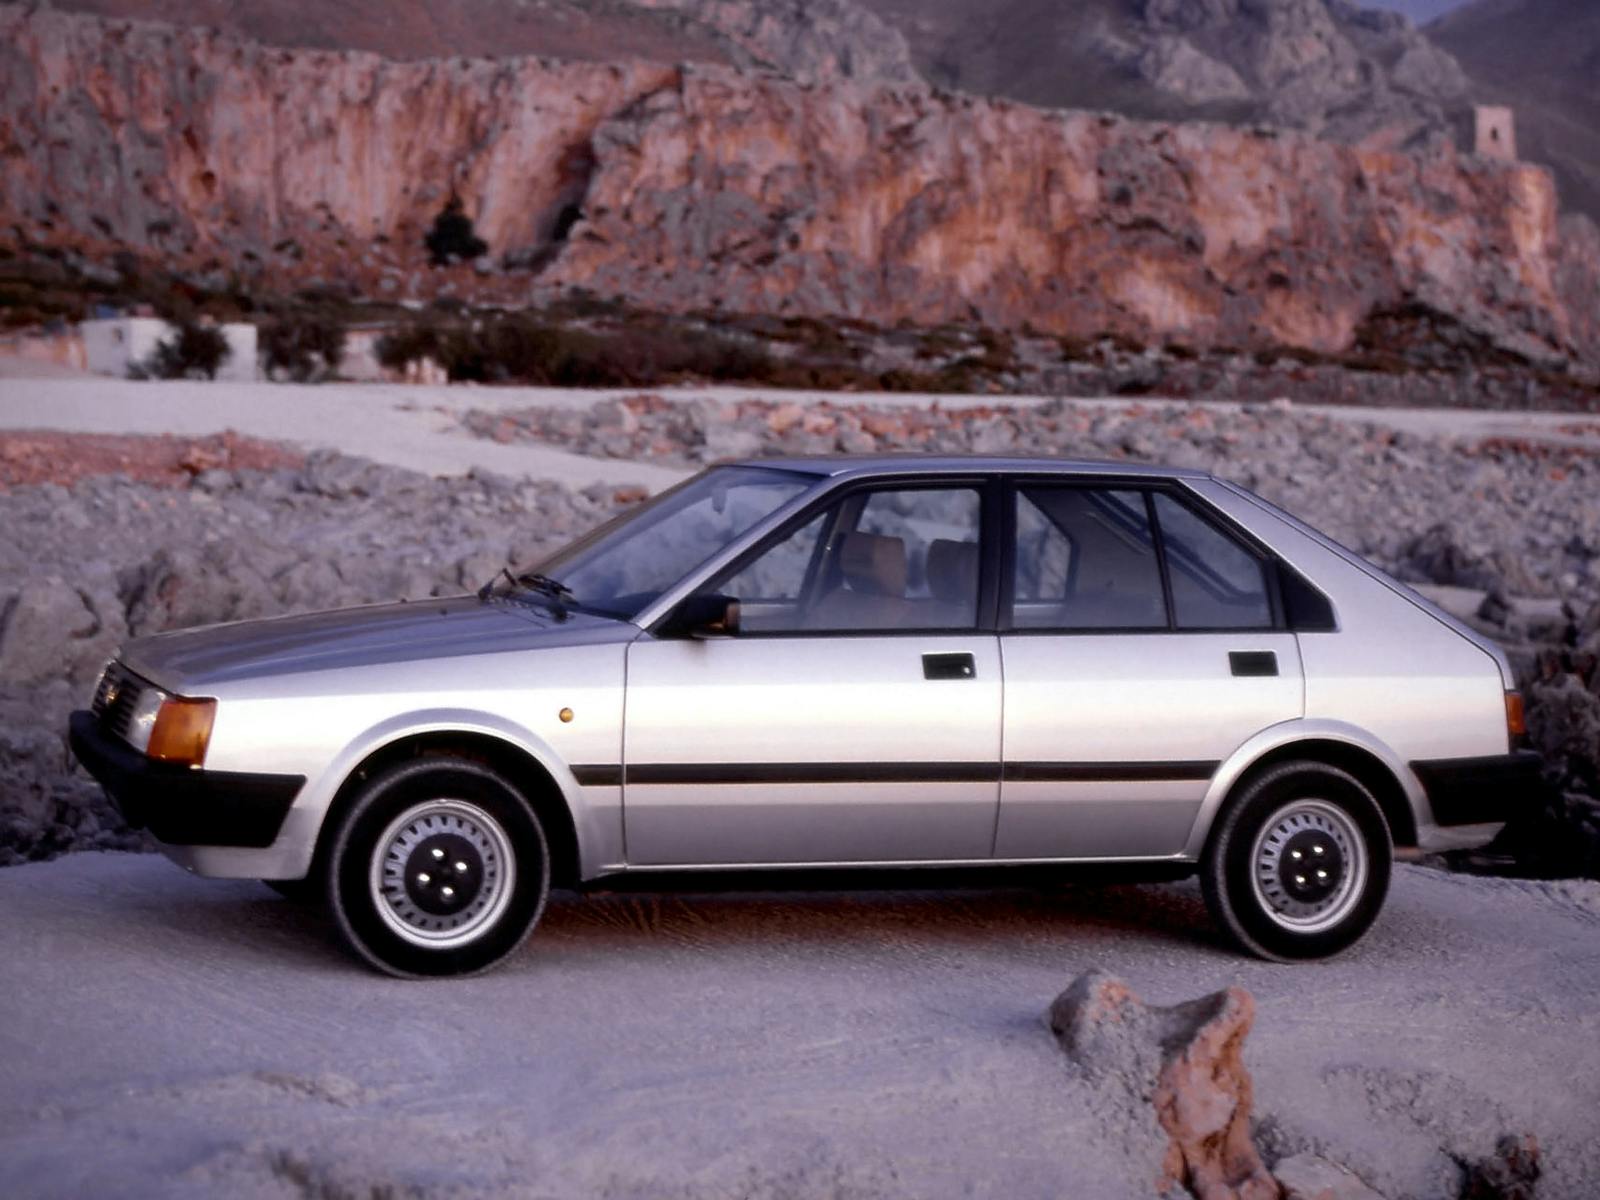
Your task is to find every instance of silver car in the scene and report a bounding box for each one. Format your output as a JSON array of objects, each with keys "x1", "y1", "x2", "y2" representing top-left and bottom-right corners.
[{"x1": 69, "y1": 457, "x2": 1539, "y2": 976}]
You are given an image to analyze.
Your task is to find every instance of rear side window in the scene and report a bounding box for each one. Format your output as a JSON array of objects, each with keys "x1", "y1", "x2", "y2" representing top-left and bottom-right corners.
[
  {"x1": 1151, "y1": 493, "x2": 1273, "y2": 629},
  {"x1": 1012, "y1": 488, "x2": 1167, "y2": 629}
]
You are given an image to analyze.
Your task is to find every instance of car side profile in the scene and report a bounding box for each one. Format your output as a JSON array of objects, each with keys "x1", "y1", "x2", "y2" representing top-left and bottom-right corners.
[{"x1": 69, "y1": 457, "x2": 1540, "y2": 976}]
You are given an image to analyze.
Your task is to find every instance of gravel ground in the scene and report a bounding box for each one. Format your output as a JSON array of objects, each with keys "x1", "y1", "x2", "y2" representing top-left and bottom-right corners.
[{"x1": 1, "y1": 853, "x2": 1596, "y2": 1200}]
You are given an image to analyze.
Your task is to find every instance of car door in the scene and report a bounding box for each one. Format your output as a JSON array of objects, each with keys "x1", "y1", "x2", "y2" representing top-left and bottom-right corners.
[
  {"x1": 623, "y1": 480, "x2": 1003, "y2": 866},
  {"x1": 994, "y1": 482, "x2": 1304, "y2": 860}
]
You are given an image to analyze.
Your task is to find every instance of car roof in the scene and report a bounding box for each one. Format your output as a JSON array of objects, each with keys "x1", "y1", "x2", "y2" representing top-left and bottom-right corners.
[{"x1": 728, "y1": 454, "x2": 1213, "y2": 481}]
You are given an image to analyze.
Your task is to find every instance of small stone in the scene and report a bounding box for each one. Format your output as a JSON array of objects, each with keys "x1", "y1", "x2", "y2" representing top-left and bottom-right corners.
[{"x1": 1274, "y1": 1153, "x2": 1385, "y2": 1200}]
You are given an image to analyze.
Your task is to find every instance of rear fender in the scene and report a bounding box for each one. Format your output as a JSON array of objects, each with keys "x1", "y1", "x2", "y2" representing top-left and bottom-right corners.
[{"x1": 1181, "y1": 718, "x2": 1426, "y2": 860}]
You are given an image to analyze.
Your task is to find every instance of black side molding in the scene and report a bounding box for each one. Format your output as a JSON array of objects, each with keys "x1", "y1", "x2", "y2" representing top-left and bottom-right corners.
[
  {"x1": 1410, "y1": 751, "x2": 1547, "y2": 827},
  {"x1": 574, "y1": 760, "x2": 1220, "y2": 786},
  {"x1": 1002, "y1": 761, "x2": 1218, "y2": 783},
  {"x1": 68, "y1": 711, "x2": 303, "y2": 848}
]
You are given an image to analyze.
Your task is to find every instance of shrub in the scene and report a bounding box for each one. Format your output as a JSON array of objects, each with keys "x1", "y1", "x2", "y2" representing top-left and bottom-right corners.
[
  {"x1": 372, "y1": 312, "x2": 785, "y2": 388},
  {"x1": 424, "y1": 196, "x2": 488, "y2": 266},
  {"x1": 136, "y1": 321, "x2": 231, "y2": 380},
  {"x1": 261, "y1": 312, "x2": 346, "y2": 381}
]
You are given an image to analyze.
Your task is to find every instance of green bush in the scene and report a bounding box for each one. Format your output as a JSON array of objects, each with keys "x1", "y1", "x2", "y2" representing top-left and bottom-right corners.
[
  {"x1": 372, "y1": 313, "x2": 784, "y2": 387},
  {"x1": 261, "y1": 312, "x2": 346, "y2": 381},
  {"x1": 135, "y1": 322, "x2": 231, "y2": 380}
]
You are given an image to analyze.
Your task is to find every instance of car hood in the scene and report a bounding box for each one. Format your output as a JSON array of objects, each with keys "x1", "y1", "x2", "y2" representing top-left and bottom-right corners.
[{"x1": 120, "y1": 595, "x2": 637, "y2": 692}]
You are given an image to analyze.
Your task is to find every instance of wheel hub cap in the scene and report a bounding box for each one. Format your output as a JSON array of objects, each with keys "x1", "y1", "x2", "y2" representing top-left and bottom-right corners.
[
  {"x1": 370, "y1": 801, "x2": 514, "y2": 948},
  {"x1": 402, "y1": 832, "x2": 485, "y2": 916},
  {"x1": 1276, "y1": 829, "x2": 1345, "y2": 904},
  {"x1": 1251, "y1": 799, "x2": 1367, "y2": 933}
]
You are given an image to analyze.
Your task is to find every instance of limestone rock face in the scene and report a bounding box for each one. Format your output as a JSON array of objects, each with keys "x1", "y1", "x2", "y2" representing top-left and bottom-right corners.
[
  {"x1": 1049, "y1": 970, "x2": 1281, "y2": 1200},
  {"x1": 45, "y1": 0, "x2": 917, "y2": 84},
  {"x1": 2, "y1": 4, "x2": 1597, "y2": 369},
  {"x1": 632, "y1": 0, "x2": 918, "y2": 84}
]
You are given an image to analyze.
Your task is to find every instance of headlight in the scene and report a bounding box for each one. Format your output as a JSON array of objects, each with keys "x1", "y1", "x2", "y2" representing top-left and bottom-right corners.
[
  {"x1": 125, "y1": 686, "x2": 169, "y2": 753},
  {"x1": 146, "y1": 697, "x2": 217, "y2": 767}
]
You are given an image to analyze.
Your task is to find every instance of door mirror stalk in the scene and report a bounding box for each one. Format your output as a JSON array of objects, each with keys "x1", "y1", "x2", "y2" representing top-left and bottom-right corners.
[{"x1": 673, "y1": 593, "x2": 741, "y2": 639}]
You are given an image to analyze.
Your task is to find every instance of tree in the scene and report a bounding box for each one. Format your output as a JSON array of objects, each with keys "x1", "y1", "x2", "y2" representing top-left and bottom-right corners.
[
  {"x1": 261, "y1": 312, "x2": 346, "y2": 381},
  {"x1": 424, "y1": 195, "x2": 488, "y2": 266},
  {"x1": 139, "y1": 321, "x2": 231, "y2": 380}
]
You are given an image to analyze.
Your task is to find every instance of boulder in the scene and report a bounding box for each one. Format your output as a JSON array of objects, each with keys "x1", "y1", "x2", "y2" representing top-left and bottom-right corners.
[
  {"x1": 0, "y1": 576, "x2": 123, "y2": 687},
  {"x1": 1049, "y1": 970, "x2": 1280, "y2": 1200}
]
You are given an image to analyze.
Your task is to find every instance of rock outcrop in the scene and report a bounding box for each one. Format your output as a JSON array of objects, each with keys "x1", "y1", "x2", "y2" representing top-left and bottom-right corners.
[
  {"x1": 45, "y1": 0, "x2": 918, "y2": 84},
  {"x1": 632, "y1": 0, "x2": 918, "y2": 84},
  {"x1": 3, "y1": 5, "x2": 1597, "y2": 368},
  {"x1": 861, "y1": 0, "x2": 1471, "y2": 147},
  {"x1": 1049, "y1": 970, "x2": 1280, "y2": 1200}
]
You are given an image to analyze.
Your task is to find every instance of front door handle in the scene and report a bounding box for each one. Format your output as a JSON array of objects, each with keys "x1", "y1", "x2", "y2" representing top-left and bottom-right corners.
[
  {"x1": 923, "y1": 652, "x2": 976, "y2": 681},
  {"x1": 1229, "y1": 650, "x2": 1278, "y2": 677}
]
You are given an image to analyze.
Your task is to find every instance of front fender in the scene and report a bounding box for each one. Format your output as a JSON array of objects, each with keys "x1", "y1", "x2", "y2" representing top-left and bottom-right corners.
[
  {"x1": 285, "y1": 707, "x2": 617, "y2": 880},
  {"x1": 1179, "y1": 718, "x2": 1427, "y2": 860}
]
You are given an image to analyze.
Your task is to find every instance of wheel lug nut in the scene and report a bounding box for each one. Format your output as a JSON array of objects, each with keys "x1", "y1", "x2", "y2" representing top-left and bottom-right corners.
[
  {"x1": 1317, "y1": 869, "x2": 1327, "y2": 880},
  {"x1": 1313, "y1": 845, "x2": 1324, "y2": 855},
  {"x1": 1291, "y1": 850, "x2": 1302, "y2": 860},
  {"x1": 442, "y1": 886, "x2": 455, "y2": 899},
  {"x1": 1295, "y1": 875, "x2": 1306, "y2": 885},
  {"x1": 455, "y1": 861, "x2": 469, "y2": 873},
  {"x1": 417, "y1": 872, "x2": 431, "y2": 885},
  {"x1": 432, "y1": 848, "x2": 445, "y2": 860}
]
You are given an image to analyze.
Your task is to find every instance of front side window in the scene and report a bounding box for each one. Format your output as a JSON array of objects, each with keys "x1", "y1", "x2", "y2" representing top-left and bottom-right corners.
[
  {"x1": 706, "y1": 485, "x2": 983, "y2": 633},
  {"x1": 530, "y1": 466, "x2": 814, "y2": 618},
  {"x1": 1151, "y1": 493, "x2": 1273, "y2": 629},
  {"x1": 1010, "y1": 487, "x2": 1167, "y2": 629}
]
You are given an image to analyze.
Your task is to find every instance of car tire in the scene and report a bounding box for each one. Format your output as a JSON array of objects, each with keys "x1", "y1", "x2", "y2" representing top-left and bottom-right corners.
[
  {"x1": 327, "y1": 757, "x2": 550, "y2": 978},
  {"x1": 1201, "y1": 760, "x2": 1392, "y2": 962}
]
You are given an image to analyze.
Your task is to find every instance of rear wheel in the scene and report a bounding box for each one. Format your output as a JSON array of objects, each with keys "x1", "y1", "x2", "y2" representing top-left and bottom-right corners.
[
  {"x1": 1202, "y1": 760, "x2": 1392, "y2": 961},
  {"x1": 327, "y1": 757, "x2": 550, "y2": 978}
]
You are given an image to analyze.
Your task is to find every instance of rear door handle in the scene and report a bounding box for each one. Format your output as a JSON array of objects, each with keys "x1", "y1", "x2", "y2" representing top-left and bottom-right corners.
[
  {"x1": 923, "y1": 652, "x2": 976, "y2": 681},
  {"x1": 1229, "y1": 650, "x2": 1278, "y2": 677}
]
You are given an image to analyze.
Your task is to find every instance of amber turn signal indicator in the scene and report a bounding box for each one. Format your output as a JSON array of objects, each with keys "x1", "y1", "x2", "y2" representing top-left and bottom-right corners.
[
  {"x1": 1505, "y1": 691, "x2": 1526, "y2": 740},
  {"x1": 147, "y1": 697, "x2": 217, "y2": 766}
]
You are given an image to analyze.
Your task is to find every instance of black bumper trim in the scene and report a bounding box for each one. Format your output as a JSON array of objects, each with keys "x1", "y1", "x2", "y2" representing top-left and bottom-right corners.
[
  {"x1": 68, "y1": 710, "x2": 305, "y2": 848},
  {"x1": 1410, "y1": 751, "x2": 1547, "y2": 827}
]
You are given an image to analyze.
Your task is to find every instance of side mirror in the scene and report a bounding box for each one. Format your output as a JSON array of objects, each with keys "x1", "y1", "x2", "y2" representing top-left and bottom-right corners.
[{"x1": 673, "y1": 593, "x2": 741, "y2": 639}]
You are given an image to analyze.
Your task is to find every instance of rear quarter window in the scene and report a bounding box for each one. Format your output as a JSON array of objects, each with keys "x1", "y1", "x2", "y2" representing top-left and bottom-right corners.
[{"x1": 1152, "y1": 493, "x2": 1273, "y2": 630}]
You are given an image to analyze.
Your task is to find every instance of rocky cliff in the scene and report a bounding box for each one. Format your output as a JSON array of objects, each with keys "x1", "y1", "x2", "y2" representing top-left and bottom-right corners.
[
  {"x1": 44, "y1": 0, "x2": 917, "y2": 83},
  {"x1": 2, "y1": 4, "x2": 1597, "y2": 368},
  {"x1": 859, "y1": 0, "x2": 1471, "y2": 148}
]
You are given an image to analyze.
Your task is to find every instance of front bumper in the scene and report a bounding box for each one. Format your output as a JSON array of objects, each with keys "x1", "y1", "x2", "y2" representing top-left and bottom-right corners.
[
  {"x1": 68, "y1": 710, "x2": 305, "y2": 848},
  {"x1": 1410, "y1": 750, "x2": 1549, "y2": 828}
]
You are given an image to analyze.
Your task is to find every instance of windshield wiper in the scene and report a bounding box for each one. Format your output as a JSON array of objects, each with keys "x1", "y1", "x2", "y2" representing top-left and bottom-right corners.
[
  {"x1": 514, "y1": 572, "x2": 573, "y2": 600},
  {"x1": 478, "y1": 568, "x2": 572, "y2": 621}
]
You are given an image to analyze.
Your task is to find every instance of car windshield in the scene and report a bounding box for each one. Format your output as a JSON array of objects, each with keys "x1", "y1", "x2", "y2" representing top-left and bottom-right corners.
[{"x1": 522, "y1": 466, "x2": 817, "y2": 620}]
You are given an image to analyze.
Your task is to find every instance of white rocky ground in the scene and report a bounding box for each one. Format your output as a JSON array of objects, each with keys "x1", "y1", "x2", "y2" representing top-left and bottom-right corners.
[{"x1": 1, "y1": 854, "x2": 1598, "y2": 1199}]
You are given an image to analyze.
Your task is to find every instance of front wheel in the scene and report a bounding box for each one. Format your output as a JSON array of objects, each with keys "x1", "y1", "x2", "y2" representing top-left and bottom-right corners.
[
  {"x1": 327, "y1": 757, "x2": 550, "y2": 978},
  {"x1": 1201, "y1": 760, "x2": 1392, "y2": 961}
]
